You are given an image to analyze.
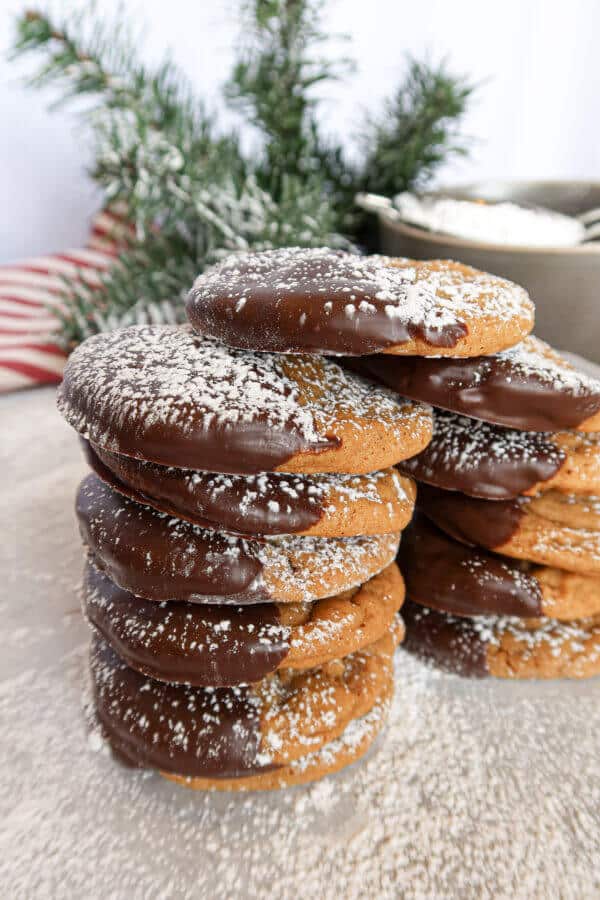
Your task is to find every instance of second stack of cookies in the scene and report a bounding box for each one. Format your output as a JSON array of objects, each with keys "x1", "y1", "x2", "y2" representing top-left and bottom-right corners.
[{"x1": 364, "y1": 336, "x2": 600, "y2": 679}]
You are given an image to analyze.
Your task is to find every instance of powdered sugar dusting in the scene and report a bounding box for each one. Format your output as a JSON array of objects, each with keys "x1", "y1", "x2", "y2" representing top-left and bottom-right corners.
[
  {"x1": 499, "y1": 335, "x2": 600, "y2": 398},
  {"x1": 190, "y1": 247, "x2": 533, "y2": 341},
  {"x1": 6, "y1": 378, "x2": 600, "y2": 898},
  {"x1": 58, "y1": 324, "x2": 426, "y2": 462}
]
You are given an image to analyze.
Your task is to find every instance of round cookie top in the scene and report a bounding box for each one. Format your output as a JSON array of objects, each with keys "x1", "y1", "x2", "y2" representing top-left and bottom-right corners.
[
  {"x1": 77, "y1": 474, "x2": 400, "y2": 604},
  {"x1": 90, "y1": 628, "x2": 397, "y2": 777},
  {"x1": 58, "y1": 324, "x2": 432, "y2": 474},
  {"x1": 83, "y1": 561, "x2": 404, "y2": 686},
  {"x1": 186, "y1": 248, "x2": 534, "y2": 357},
  {"x1": 85, "y1": 441, "x2": 415, "y2": 537},
  {"x1": 402, "y1": 601, "x2": 600, "y2": 680},
  {"x1": 360, "y1": 336, "x2": 600, "y2": 432},
  {"x1": 399, "y1": 411, "x2": 565, "y2": 500}
]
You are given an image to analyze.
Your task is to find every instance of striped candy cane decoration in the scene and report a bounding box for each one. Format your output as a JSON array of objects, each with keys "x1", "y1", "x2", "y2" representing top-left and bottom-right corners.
[{"x1": 0, "y1": 210, "x2": 124, "y2": 393}]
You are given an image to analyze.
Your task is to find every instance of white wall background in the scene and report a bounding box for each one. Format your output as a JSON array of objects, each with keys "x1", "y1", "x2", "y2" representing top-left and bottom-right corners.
[{"x1": 1, "y1": 0, "x2": 599, "y2": 264}]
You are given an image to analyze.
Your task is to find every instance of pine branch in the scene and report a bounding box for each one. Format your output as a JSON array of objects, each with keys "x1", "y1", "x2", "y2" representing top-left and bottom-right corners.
[
  {"x1": 226, "y1": 0, "x2": 353, "y2": 201},
  {"x1": 56, "y1": 174, "x2": 351, "y2": 348},
  {"x1": 361, "y1": 57, "x2": 475, "y2": 198}
]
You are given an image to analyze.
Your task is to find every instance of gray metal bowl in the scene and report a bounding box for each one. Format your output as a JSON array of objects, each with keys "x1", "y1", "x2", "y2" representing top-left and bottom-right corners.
[{"x1": 375, "y1": 180, "x2": 600, "y2": 361}]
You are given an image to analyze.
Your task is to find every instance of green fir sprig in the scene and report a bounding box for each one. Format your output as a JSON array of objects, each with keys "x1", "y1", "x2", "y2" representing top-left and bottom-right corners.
[{"x1": 11, "y1": 3, "x2": 474, "y2": 348}]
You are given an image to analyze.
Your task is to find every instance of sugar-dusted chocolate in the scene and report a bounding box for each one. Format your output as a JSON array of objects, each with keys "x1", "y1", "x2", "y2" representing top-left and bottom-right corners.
[
  {"x1": 399, "y1": 411, "x2": 564, "y2": 499},
  {"x1": 359, "y1": 336, "x2": 600, "y2": 432},
  {"x1": 84, "y1": 563, "x2": 290, "y2": 686},
  {"x1": 91, "y1": 635, "x2": 274, "y2": 778},
  {"x1": 399, "y1": 514, "x2": 542, "y2": 617},
  {"x1": 186, "y1": 249, "x2": 533, "y2": 356},
  {"x1": 76, "y1": 474, "x2": 400, "y2": 604}
]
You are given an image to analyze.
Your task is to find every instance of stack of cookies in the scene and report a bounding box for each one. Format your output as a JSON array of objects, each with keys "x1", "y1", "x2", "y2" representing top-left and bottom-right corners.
[
  {"x1": 58, "y1": 247, "x2": 538, "y2": 788},
  {"x1": 361, "y1": 337, "x2": 600, "y2": 679}
]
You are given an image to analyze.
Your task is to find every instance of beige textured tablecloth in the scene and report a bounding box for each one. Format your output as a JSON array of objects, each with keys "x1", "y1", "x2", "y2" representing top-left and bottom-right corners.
[{"x1": 1, "y1": 387, "x2": 599, "y2": 899}]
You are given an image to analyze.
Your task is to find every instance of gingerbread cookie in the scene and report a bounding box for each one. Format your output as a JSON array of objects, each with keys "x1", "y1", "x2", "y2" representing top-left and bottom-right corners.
[
  {"x1": 402, "y1": 601, "x2": 600, "y2": 679},
  {"x1": 419, "y1": 485, "x2": 600, "y2": 577},
  {"x1": 90, "y1": 626, "x2": 400, "y2": 782},
  {"x1": 84, "y1": 441, "x2": 416, "y2": 537},
  {"x1": 58, "y1": 325, "x2": 432, "y2": 475},
  {"x1": 544, "y1": 431, "x2": 600, "y2": 496},
  {"x1": 83, "y1": 561, "x2": 405, "y2": 685},
  {"x1": 400, "y1": 514, "x2": 600, "y2": 620},
  {"x1": 186, "y1": 249, "x2": 533, "y2": 357},
  {"x1": 399, "y1": 411, "x2": 565, "y2": 500},
  {"x1": 526, "y1": 491, "x2": 600, "y2": 531},
  {"x1": 164, "y1": 699, "x2": 389, "y2": 791},
  {"x1": 77, "y1": 475, "x2": 401, "y2": 604},
  {"x1": 359, "y1": 336, "x2": 600, "y2": 432}
]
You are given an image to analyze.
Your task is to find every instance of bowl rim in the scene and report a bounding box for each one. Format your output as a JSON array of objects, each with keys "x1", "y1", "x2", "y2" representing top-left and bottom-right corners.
[{"x1": 379, "y1": 180, "x2": 600, "y2": 256}]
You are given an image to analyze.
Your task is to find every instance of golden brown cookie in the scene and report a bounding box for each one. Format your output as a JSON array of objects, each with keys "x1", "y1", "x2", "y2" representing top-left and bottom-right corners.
[
  {"x1": 358, "y1": 336, "x2": 600, "y2": 432},
  {"x1": 83, "y1": 560, "x2": 405, "y2": 685},
  {"x1": 77, "y1": 474, "x2": 401, "y2": 604},
  {"x1": 419, "y1": 486, "x2": 600, "y2": 577},
  {"x1": 402, "y1": 600, "x2": 600, "y2": 680},
  {"x1": 399, "y1": 412, "x2": 600, "y2": 500},
  {"x1": 526, "y1": 491, "x2": 600, "y2": 531},
  {"x1": 58, "y1": 324, "x2": 433, "y2": 475},
  {"x1": 186, "y1": 249, "x2": 534, "y2": 357},
  {"x1": 541, "y1": 432, "x2": 600, "y2": 496},
  {"x1": 84, "y1": 440, "x2": 416, "y2": 537},
  {"x1": 400, "y1": 513, "x2": 600, "y2": 621},
  {"x1": 164, "y1": 695, "x2": 390, "y2": 791},
  {"x1": 90, "y1": 626, "x2": 401, "y2": 785}
]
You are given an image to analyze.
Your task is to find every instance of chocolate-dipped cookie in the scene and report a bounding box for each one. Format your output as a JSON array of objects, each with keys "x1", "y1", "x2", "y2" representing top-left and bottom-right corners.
[
  {"x1": 402, "y1": 601, "x2": 600, "y2": 680},
  {"x1": 400, "y1": 514, "x2": 600, "y2": 621},
  {"x1": 419, "y1": 485, "x2": 600, "y2": 577},
  {"x1": 83, "y1": 561, "x2": 405, "y2": 686},
  {"x1": 58, "y1": 324, "x2": 432, "y2": 475},
  {"x1": 186, "y1": 249, "x2": 534, "y2": 357},
  {"x1": 399, "y1": 411, "x2": 565, "y2": 500},
  {"x1": 164, "y1": 700, "x2": 389, "y2": 791},
  {"x1": 90, "y1": 626, "x2": 400, "y2": 784},
  {"x1": 77, "y1": 475, "x2": 401, "y2": 604},
  {"x1": 84, "y1": 440, "x2": 416, "y2": 537},
  {"x1": 526, "y1": 491, "x2": 600, "y2": 531},
  {"x1": 359, "y1": 336, "x2": 600, "y2": 432}
]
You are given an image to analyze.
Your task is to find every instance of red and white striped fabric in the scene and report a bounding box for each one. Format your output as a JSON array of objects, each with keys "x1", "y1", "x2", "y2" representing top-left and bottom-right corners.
[{"x1": 0, "y1": 210, "x2": 123, "y2": 393}]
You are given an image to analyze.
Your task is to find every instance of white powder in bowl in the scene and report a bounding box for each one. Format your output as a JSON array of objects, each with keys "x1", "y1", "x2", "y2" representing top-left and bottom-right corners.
[{"x1": 395, "y1": 192, "x2": 585, "y2": 248}]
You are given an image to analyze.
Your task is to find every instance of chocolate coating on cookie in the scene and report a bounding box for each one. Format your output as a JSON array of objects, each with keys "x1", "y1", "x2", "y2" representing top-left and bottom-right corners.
[
  {"x1": 359, "y1": 336, "x2": 600, "y2": 432},
  {"x1": 418, "y1": 485, "x2": 525, "y2": 551},
  {"x1": 91, "y1": 635, "x2": 277, "y2": 777},
  {"x1": 84, "y1": 440, "x2": 407, "y2": 537},
  {"x1": 84, "y1": 563, "x2": 290, "y2": 686},
  {"x1": 186, "y1": 249, "x2": 532, "y2": 355},
  {"x1": 77, "y1": 474, "x2": 399, "y2": 604},
  {"x1": 399, "y1": 412, "x2": 564, "y2": 499},
  {"x1": 59, "y1": 324, "x2": 427, "y2": 474},
  {"x1": 84, "y1": 441, "x2": 323, "y2": 535},
  {"x1": 399, "y1": 514, "x2": 543, "y2": 617},
  {"x1": 401, "y1": 601, "x2": 489, "y2": 677},
  {"x1": 187, "y1": 248, "x2": 465, "y2": 353},
  {"x1": 77, "y1": 474, "x2": 264, "y2": 603},
  {"x1": 58, "y1": 325, "x2": 332, "y2": 473}
]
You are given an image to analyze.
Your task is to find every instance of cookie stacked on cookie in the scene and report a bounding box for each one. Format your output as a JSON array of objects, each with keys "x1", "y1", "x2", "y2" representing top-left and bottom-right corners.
[
  {"x1": 362, "y1": 337, "x2": 600, "y2": 679},
  {"x1": 58, "y1": 247, "x2": 539, "y2": 784}
]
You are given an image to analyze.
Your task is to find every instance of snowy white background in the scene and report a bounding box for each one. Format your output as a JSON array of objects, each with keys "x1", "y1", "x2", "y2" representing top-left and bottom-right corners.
[{"x1": 1, "y1": 0, "x2": 598, "y2": 263}]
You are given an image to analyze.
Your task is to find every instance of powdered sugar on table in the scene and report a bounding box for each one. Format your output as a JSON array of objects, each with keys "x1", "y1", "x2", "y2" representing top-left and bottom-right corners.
[{"x1": 2, "y1": 388, "x2": 599, "y2": 899}]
